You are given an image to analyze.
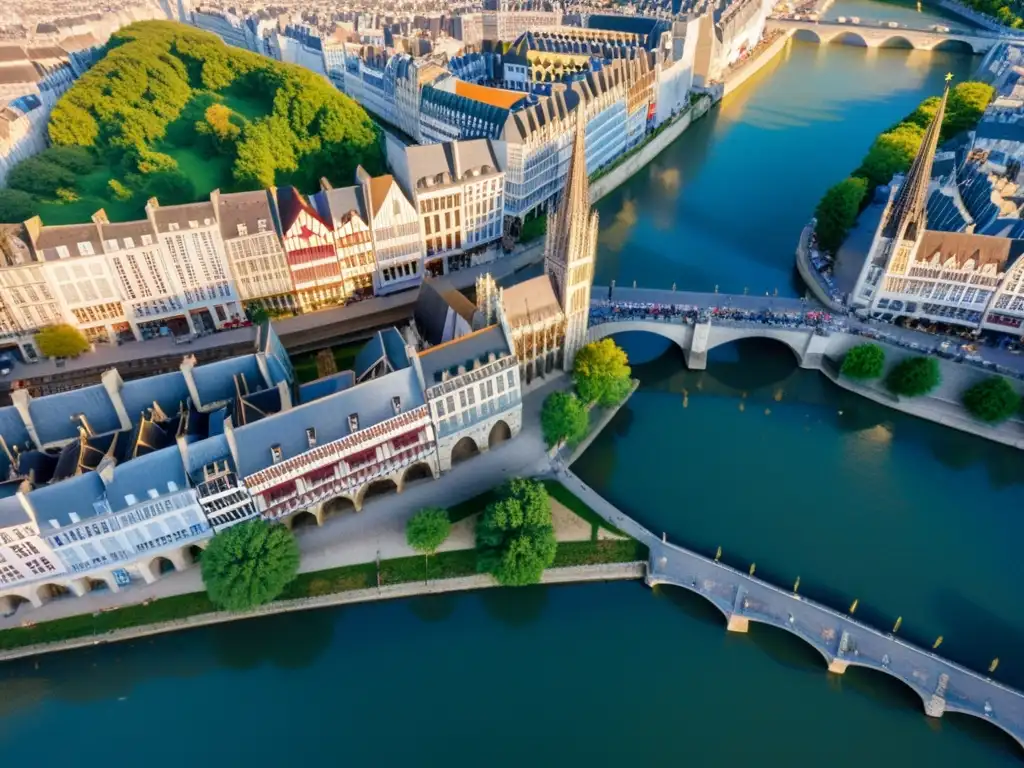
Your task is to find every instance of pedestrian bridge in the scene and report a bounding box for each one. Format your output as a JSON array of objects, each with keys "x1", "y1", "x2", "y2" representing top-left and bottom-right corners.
[
  {"x1": 768, "y1": 18, "x2": 1001, "y2": 53},
  {"x1": 555, "y1": 468, "x2": 1024, "y2": 753}
]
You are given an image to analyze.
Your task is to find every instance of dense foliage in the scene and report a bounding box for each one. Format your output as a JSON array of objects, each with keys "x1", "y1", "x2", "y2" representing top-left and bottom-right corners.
[
  {"x1": 0, "y1": 190, "x2": 38, "y2": 223},
  {"x1": 201, "y1": 521, "x2": 300, "y2": 611},
  {"x1": 573, "y1": 339, "x2": 632, "y2": 407},
  {"x1": 885, "y1": 356, "x2": 941, "y2": 398},
  {"x1": 810, "y1": 81, "x2": 993, "y2": 251},
  {"x1": 957, "y1": 0, "x2": 1024, "y2": 28},
  {"x1": 35, "y1": 324, "x2": 90, "y2": 358},
  {"x1": 814, "y1": 176, "x2": 868, "y2": 255},
  {"x1": 3, "y1": 21, "x2": 383, "y2": 224},
  {"x1": 541, "y1": 391, "x2": 589, "y2": 448},
  {"x1": 406, "y1": 507, "x2": 452, "y2": 559},
  {"x1": 476, "y1": 478, "x2": 557, "y2": 586},
  {"x1": 962, "y1": 376, "x2": 1020, "y2": 423},
  {"x1": 840, "y1": 342, "x2": 885, "y2": 381}
]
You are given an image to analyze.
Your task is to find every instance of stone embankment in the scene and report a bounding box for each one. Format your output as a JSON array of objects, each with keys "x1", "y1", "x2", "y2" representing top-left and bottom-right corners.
[
  {"x1": 0, "y1": 562, "x2": 644, "y2": 664},
  {"x1": 562, "y1": 380, "x2": 640, "y2": 466}
]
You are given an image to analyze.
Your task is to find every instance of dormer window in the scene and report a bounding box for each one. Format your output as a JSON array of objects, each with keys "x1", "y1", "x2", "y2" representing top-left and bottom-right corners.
[
  {"x1": 306, "y1": 427, "x2": 317, "y2": 448},
  {"x1": 271, "y1": 444, "x2": 283, "y2": 463},
  {"x1": 168, "y1": 223, "x2": 179, "y2": 232},
  {"x1": 141, "y1": 235, "x2": 152, "y2": 246},
  {"x1": 147, "y1": 489, "x2": 159, "y2": 499},
  {"x1": 167, "y1": 481, "x2": 178, "y2": 492},
  {"x1": 188, "y1": 220, "x2": 199, "y2": 229},
  {"x1": 125, "y1": 493, "x2": 137, "y2": 506},
  {"x1": 392, "y1": 396, "x2": 402, "y2": 415},
  {"x1": 77, "y1": 242, "x2": 94, "y2": 256},
  {"x1": 237, "y1": 223, "x2": 248, "y2": 237},
  {"x1": 348, "y1": 413, "x2": 359, "y2": 432},
  {"x1": 257, "y1": 219, "x2": 268, "y2": 232},
  {"x1": 56, "y1": 245, "x2": 69, "y2": 259}
]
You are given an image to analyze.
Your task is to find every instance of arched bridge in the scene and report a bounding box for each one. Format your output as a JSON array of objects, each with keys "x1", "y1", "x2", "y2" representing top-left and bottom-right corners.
[
  {"x1": 555, "y1": 468, "x2": 1024, "y2": 752},
  {"x1": 768, "y1": 18, "x2": 1001, "y2": 53},
  {"x1": 588, "y1": 286, "x2": 836, "y2": 370}
]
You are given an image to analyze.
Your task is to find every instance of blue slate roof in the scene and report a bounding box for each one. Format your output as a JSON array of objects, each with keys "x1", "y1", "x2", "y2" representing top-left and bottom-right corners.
[
  {"x1": 0, "y1": 495, "x2": 30, "y2": 528},
  {"x1": 30, "y1": 385, "x2": 121, "y2": 445},
  {"x1": 120, "y1": 371, "x2": 190, "y2": 421},
  {"x1": 926, "y1": 188, "x2": 969, "y2": 232},
  {"x1": 354, "y1": 333, "x2": 384, "y2": 379},
  {"x1": 0, "y1": 406, "x2": 31, "y2": 478},
  {"x1": 192, "y1": 355, "x2": 264, "y2": 407},
  {"x1": 354, "y1": 329, "x2": 410, "y2": 380},
  {"x1": 382, "y1": 328, "x2": 410, "y2": 370},
  {"x1": 28, "y1": 472, "x2": 106, "y2": 528},
  {"x1": 233, "y1": 366, "x2": 424, "y2": 479},
  {"x1": 184, "y1": 433, "x2": 232, "y2": 481},
  {"x1": 104, "y1": 445, "x2": 187, "y2": 513},
  {"x1": 958, "y1": 165, "x2": 1000, "y2": 233},
  {"x1": 299, "y1": 371, "x2": 356, "y2": 404},
  {"x1": 980, "y1": 218, "x2": 1024, "y2": 239},
  {"x1": 417, "y1": 325, "x2": 511, "y2": 384}
]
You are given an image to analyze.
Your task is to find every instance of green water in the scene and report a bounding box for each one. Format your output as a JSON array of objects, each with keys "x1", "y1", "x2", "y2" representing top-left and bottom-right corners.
[{"x1": 1, "y1": 27, "x2": 1021, "y2": 768}]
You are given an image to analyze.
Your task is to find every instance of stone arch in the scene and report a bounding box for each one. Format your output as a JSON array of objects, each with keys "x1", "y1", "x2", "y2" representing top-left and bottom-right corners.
[
  {"x1": 358, "y1": 478, "x2": 398, "y2": 506},
  {"x1": 188, "y1": 544, "x2": 204, "y2": 562},
  {"x1": 450, "y1": 435, "x2": 481, "y2": 466},
  {"x1": 647, "y1": 573, "x2": 733, "y2": 622},
  {"x1": 792, "y1": 28, "x2": 822, "y2": 44},
  {"x1": 588, "y1": 322, "x2": 688, "y2": 356},
  {"x1": 704, "y1": 332, "x2": 805, "y2": 365},
  {"x1": 289, "y1": 510, "x2": 320, "y2": 530},
  {"x1": 35, "y1": 583, "x2": 72, "y2": 603},
  {"x1": 943, "y1": 707, "x2": 1024, "y2": 753},
  {"x1": 488, "y1": 419, "x2": 512, "y2": 449},
  {"x1": 879, "y1": 35, "x2": 914, "y2": 49},
  {"x1": 0, "y1": 593, "x2": 33, "y2": 615},
  {"x1": 149, "y1": 557, "x2": 176, "y2": 579},
  {"x1": 829, "y1": 31, "x2": 869, "y2": 47},
  {"x1": 932, "y1": 38, "x2": 977, "y2": 54},
  {"x1": 839, "y1": 659, "x2": 932, "y2": 707},
  {"x1": 323, "y1": 495, "x2": 357, "y2": 520},
  {"x1": 400, "y1": 462, "x2": 435, "y2": 490},
  {"x1": 86, "y1": 576, "x2": 112, "y2": 592},
  {"x1": 741, "y1": 614, "x2": 842, "y2": 669}
]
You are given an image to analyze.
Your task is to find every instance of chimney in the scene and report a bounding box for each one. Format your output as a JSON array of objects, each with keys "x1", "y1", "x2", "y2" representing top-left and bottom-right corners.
[
  {"x1": 488, "y1": 352, "x2": 496, "y2": 363},
  {"x1": 270, "y1": 444, "x2": 283, "y2": 464},
  {"x1": 9, "y1": 389, "x2": 39, "y2": 448},
  {"x1": 348, "y1": 413, "x2": 359, "y2": 432},
  {"x1": 306, "y1": 427, "x2": 316, "y2": 448},
  {"x1": 457, "y1": 364, "x2": 466, "y2": 375},
  {"x1": 101, "y1": 368, "x2": 131, "y2": 431},
  {"x1": 391, "y1": 396, "x2": 402, "y2": 415},
  {"x1": 180, "y1": 354, "x2": 201, "y2": 409}
]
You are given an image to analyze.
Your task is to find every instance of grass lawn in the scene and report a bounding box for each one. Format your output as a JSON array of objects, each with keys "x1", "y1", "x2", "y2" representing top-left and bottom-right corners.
[
  {"x1": 541, "y1": 479, "x2": 623, "y2": 540},
  {"x1": 291, "y1": 341, "x2": 364, "y2": 385}
]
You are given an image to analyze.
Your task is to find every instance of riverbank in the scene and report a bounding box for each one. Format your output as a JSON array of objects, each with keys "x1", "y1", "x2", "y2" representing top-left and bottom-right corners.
[
  {"x1": 795, "y1": 221, "x2": 847, "y2": 311},
  {"x1": 562, "y1": 379, "x2": 641, "y2": 466},
  {"x1": 0, "y1": 561, "x2": 645, "y2": 663},
  {"x1": 721, "y1": 30, "x2": 793, "y2": 97}
]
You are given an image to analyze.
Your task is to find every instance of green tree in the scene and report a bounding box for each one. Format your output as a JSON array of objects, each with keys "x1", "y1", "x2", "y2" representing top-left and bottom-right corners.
[
  {"x1": 840, "y1": 343, "x2": 885, "y2": 380},
  {"x1": 541, "y1": 391, "x2": 589, "y2": 448},
  {"x1": 962, "y1": 376, "x2": 1020, "y2": 423},
  {"x1": 856, "y1": 122, "x2": 924, "y2": 189},
  {"x1": 42, "y1": 146, "x2": 95, "y2": 174},
  {"x1": 108, "y1": 179, "x2": 135, "y2": 202},
  {"x1": 945, "y1": 82, "x2": 995, "y2": 138},
  {"x1": 885, "y1": 356, "x2": 941, "y2": 398},
  {"x1": 0, "y1": 190, "x2": 36, "y2": 223},
  {"x1": 143, "y1": 170, "x2": 196, "y2": 205},
  {"x1": 476, "y1": 478, "x2": 557, "y2": 586},
  {"x1": 6, "y1": 156, "x2": 76, "y2": 198},
  {"x1": 197, "y1": 103, "x2": 241, "y2": 150},
  {"x1": 201, "y1": 520, "x2": 300, "y2": 611},
  {"x1": 35, "y1": 324, "x2": 90, "y2": 358},
  {"x1": 573, "y1": 338, "x2": 632, "y2": 406},
  {"x1": 814, "y1": 176, "x2": 868, "y2": 254},
  {"x1": 406, "y1": 507, "x2": 452, "y2": 580}
]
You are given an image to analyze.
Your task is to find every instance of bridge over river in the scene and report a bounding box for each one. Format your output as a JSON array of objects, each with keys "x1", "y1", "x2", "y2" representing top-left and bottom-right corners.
[
  {"x1": 553, "y1": 468, "x2": 1024, "y2": 751},
  {"x1": 767, "y1": 17, "x2": 1001, "y2": 53}
]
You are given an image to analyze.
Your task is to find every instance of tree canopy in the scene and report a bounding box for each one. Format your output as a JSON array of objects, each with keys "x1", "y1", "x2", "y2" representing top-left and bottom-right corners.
[
  {"x1": 541, "y1": 391, "x2": 589, "y2": 448},
  {"x1": 406, "y1": 507, "x2": 452, "y2": 557},
  {"x1": 962, "y1": 376, "x2": 1020, "y2": 423},
  {"x1": 476, "y1": 478, "x2": 557, "y2": 586},
  {"x1": 0, "y1": 190, "x2": 37, "y2": 223},
  {"x1": 573, "y1": 338, "x2": 632, "y2": 406},
  {"x1": 814, "y1": 176, "x2": 868, "y2": 255},
  {"x1": 885, "y1": 356, "x2": 941, "y2": 398},
  {"x1": 840, "y1": 343, "x2": 885, "y2": 381},
  {"x1": 35, "y1": 324, "x2": 90, "y2": 358},
  {"x1": 201, "y1": 520, "x2": 300, "y2": 611}
]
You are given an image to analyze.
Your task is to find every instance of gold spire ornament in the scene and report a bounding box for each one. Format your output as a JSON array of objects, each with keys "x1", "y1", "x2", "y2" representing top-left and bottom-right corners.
[
  {"x1": 933, "y1": 636, "x2": 943, "y2": 650},
  {"x1": 990, "y1": 658, "x2": 1000, "y2": 674},
  {"x1": 715, "y1": 546, "x2": 722, "y2": 562},
  {"x1": 749, "y1": 563, "x2": 756, "y2": 576},
  {"x1": 849, "y1": 599, "x2": 859, "y2": 614},
  {"x1": 793, "y1": 576, "x2": 801, "y2": 594},
  {"x1": 945, "y1": 72, "x2": 954, "y2": 83},
  {"x1": 893, "y1": 616, "x2": 902, "y2": 634}
]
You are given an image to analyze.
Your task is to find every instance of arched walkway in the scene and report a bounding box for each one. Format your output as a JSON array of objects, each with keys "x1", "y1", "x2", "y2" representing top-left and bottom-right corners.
[
  {"x1": 0, "y1": 594, "x2": 32, "y2": 616},
  {"x1": 86, "y1": 577, "x2": 111, "y2": 592},
  {"x1": 830, "y1": 31, "x2": 868, "y2": 47},
  {"x1": 188, "y1": 545, "x2": 204, "y2": 562},
  {"x1": 149, "y1": 557, "x2": 175, "y2": 579},
  {"x1": 289, "y1": 510, "x2": 320, "y2": 530},
  {"x1": 450, "y1": 436, "x2": 480, "y2": 466},
  {"x1": 323, "y1": 495, "x2": 357, "y2": 520},
  {"x1": 488, "y1": 420, "x2": 512, "y2": 449},
  {"x1": 36, "y1": 583, "x2": 72, "y2": 602},
  {"x1": 401, "y1": 462, "x2": 434, "y2": 489},
  {"x1": 360, "y1": 478, "x2": 398, "y2": 505}
]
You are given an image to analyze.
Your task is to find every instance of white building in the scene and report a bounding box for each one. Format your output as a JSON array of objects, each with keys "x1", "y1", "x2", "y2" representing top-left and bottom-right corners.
[
  {"x1": 357, "y1": 167, "x2": 424, "y2": 295},
  {"x1": 0, "y1": 95, "x2": 47, "y2": 186},
  {"x1": 0, "y1": 225, "x2": 64, "y2": 359},
  {"x1": 311, "y1": 182, "x2": 378, "y2": 298},
  {"x1": 146, "y1": 198, "x2": 242, "y2": 332}
]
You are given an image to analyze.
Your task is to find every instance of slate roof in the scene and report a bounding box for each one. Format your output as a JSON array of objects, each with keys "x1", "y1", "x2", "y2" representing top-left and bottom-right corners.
[
  {"x1": 217, "y1": 189, "x2": 281, "y2": 241},
  {"x1": 417, "y1": 325, "x2": 510, "y2": 385},
  {"x1": 104, "y1": 445, "x2": 188, "y2": 513},
  {"x1": 0, "y1": 495, "x2": 30, "y2": 529},
  {"x1": 0, "y1": 405, "x2": 31, "y2": 476},
  {"x1": 28, "y1": 471, "x2": 105, "y2": 528},
  {"x1": 414, "y1": 278, "x2": 478, "y2": 345},
  {"x1": 120, "y1": 371, "x2": 190, "y2": 421},
  {"x1": 149, "y1": 201, "x2": 218, "y2": 233},
  {"x1": 501, "y1": 274, "x2": 563, "y2": 326},
  {"x1": 354, "y1": 328, "x2": 410, "y2": 379},
  {"x1": 192, "y1": 355, "x2": 265, "y2": 408},
  {"x1": 313, "y1": 185, "x2": 368, "y2": 227},
  {"x1": 29, "y1": 384, "x2": 121, "y2": 445},
  {"x1": 32, "y1": 222, "x2": 104, "y2": 260},
  {"x1": 184, "y1": 432, "x2": 232, "y2": 482},
  {"x1": 233, "y1": 366, "x2": 424, "y2": 478},
  {"x1": 299, "y1": 370, "x2": 355, "y2": 404}
]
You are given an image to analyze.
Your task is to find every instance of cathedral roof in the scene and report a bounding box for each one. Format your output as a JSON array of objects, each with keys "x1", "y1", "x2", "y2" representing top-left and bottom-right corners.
[
  {"x1": 917, "y1": 230, "x2": 1012, "y2": 271},
  {"x1": 501, "y1": 274, "x2": 563, "y2": 326}
]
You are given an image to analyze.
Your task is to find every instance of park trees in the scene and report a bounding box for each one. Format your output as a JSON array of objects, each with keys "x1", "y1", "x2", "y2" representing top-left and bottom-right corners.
[
  {"x1": 573, "y1": 338, "x2": 632, "y2": 407},
  {"x1": 0, "y1": 190, "x2": 37, "y2": 223},
  {"x1": 201, "y1": 520, "x2": 300, "y2": 611},
  {"x1": 541, "y1": 391, "x2": 589, "y2": 448},
  {"x1": 814, "y1": 176, "x2": 868, "y2": 254},
  {"x1": 962, "y1": 376, "x2": 1020, "y2": 423},
  {"x1": 885, "y1": 356, "x2": 941, "y2": 398},
  {"x1": 35, "y1": 324, "x2": 90, "y2": 358},
  {"x1": 406, "y1": 507, "x2": 452, "y2": 579},
  {"x1": 840, "y1": 343, "x2": 885, "y2": 381},
  {"x1": 476, "y1": 478, "x2": 557, "y2": 586}
]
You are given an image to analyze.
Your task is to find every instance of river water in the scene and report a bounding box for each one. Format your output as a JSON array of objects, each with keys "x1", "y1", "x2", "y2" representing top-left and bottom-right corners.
[{"x1": 1, "y1": 18, "x2": 1021, "y2": 768}]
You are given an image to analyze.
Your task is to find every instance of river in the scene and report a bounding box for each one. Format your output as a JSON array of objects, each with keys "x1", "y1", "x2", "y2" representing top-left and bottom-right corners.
[{"x1": 2, "y1": 14, "x2": 1022, "y2": 768}]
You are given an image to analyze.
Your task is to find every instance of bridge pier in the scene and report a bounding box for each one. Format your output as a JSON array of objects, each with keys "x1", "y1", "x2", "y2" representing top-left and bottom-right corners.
[
  {"x1": 800, "y1": 333, "x2": 832, "y2": 370},
  {"x1": 828, "y1": 658, "x2": 849, "y2": 674},
  {"x1": 685, "y1": 321, "x2": 711, "y2": 371},
  {"x1": 726, "y1": 614, "x2": 749, "y2": 633}
]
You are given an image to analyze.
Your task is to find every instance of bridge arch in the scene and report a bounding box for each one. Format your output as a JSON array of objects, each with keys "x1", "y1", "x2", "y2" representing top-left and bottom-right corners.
[
  {"x1": 703, "y1": 329, "x2": 806, "y2": 365},
  {"x1": 587, "y1": 321, "x2": 689, "y2": 356},
  {"x1": 932, "y1": 38, "x2": 977, "y2": 54},
  {"x1": 792, "y1": 28, "x2": 822, "y2": 44},
  {"x1": 839, "y1": 658, "x2": 933, "y2": 707},
  {"x1": 944, "y1": 705, "x2": 1024, "y2": 753},
  {"x1": 830, "y1": 31, "x2": 868, "y2": 47},
  {"x1": 879, "y1": 35, "x2": 914, "y2": 49}
]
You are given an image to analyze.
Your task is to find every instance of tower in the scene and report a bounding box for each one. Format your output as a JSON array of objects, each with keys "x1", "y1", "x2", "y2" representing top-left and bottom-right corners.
[
  {"x1": 544, "y1": 110, "x2": 597, "y2": 370},
  {"x1": 853, "y1": 75, "x2": 951, "y2": 307}
]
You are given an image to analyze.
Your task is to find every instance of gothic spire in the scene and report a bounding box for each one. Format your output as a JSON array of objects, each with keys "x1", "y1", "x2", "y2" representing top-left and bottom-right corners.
[
  {"x1": 548, "y1": 107, "x2": 591, "y2": 264},
  {"x1": 883, "y1": 73, "x2": 953, "y2": 242}
]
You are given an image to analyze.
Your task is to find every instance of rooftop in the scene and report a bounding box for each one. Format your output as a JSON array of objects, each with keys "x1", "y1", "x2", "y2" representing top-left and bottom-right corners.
[
  {"x1": 454, "y1": 79, "x2": 529, "y2": 110},
  {"x1": 417, "y1": 324, "x2": 510, "y2": 384}
]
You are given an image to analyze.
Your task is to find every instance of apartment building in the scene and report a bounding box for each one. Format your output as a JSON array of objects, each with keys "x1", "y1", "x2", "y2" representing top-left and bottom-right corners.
[{"x1": 357, "y1": 167, "x2": 424, "y2": 295}]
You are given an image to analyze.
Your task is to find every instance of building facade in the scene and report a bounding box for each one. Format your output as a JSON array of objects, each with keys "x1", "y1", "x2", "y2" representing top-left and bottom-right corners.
[
  {"x1": 358, "y1": 168, "x2": 424, "y2": 295},
  {"x1": 275, "y1": 186, "x2": 347, "y2": 311}
]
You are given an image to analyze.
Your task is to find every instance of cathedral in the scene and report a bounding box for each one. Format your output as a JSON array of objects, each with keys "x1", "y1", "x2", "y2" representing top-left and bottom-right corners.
[
  {"x1": 477, "y1": 112, "x2": 597, "y2": 383},
  {"x1": 851, "y1": 77, "x2": 1024, "y2": 336}
]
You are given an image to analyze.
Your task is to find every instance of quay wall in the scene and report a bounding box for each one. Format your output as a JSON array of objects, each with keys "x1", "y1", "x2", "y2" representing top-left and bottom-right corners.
[
  {"x1": 721, "y1": 31, "x2": 793, "y2": 98},
  {"x1": 0, "y1": 562, "x2": 644, "y2": 664}
]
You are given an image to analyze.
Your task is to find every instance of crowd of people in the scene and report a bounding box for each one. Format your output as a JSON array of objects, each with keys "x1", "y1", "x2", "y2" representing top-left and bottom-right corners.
[{"x1": 588, "y1": 300, "x2": 846, "y2": 334}]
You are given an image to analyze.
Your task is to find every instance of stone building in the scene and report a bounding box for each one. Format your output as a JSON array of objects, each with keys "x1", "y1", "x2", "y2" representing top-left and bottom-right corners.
[
  {"x1": 311, "y1": 181, "x2": 377, "y2": 298},
  {"x1": 275, "y1": 186, "x2": 347, "y2": 312},
  {"x1": 357, "y1": 168, "x2": 424, "y2": 295}
]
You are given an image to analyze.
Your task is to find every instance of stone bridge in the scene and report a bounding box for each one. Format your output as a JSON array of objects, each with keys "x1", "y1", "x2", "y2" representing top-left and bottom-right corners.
[
  {"x1": 768, "y1": 18, "x2": 1001, "y2": 53},
  {"x1": 588, "y1": 286, "x2": 834, "y2": 370},
  {"x1": 555, "y1": 468, "x2": 1024, "y2": 753}
]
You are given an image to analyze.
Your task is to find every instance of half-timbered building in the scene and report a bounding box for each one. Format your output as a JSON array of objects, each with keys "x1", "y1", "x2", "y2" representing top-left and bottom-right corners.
[{"x1": 275, "y1": 186, "x2": 346, "y2": 311}]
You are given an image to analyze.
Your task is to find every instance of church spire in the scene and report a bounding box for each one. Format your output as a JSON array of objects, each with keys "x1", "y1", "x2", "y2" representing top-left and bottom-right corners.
[{"x1": 883, "y1": 73, "x2": 953, "y2": 242}]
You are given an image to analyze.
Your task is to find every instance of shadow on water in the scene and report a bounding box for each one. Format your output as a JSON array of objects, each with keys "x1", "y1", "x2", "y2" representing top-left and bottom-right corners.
[
  {"x1": 656, "y1": 584, "x2": 729, "y2": 630},
  {"x1": 741, "y1": 621, "x2": 830, "y2": 675},
  {"x1": 480, "y1": 586, "x2": 549, "y2": 627},
  {"x1": 208, "y1": 610, "x2": 335, "y2": 670},
  {"x1": 837, "y1": 664, "x2": 930, "y2": 712},
  {"x1": 408, "y1": 593, "x2": 458, "y2": 623},
  {"x1": 931, "y1": 589, "x2": 1024, "y2": 691},
  {"x1": 942, "y1": 712, "x2": 1024, "y2": 759}
]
